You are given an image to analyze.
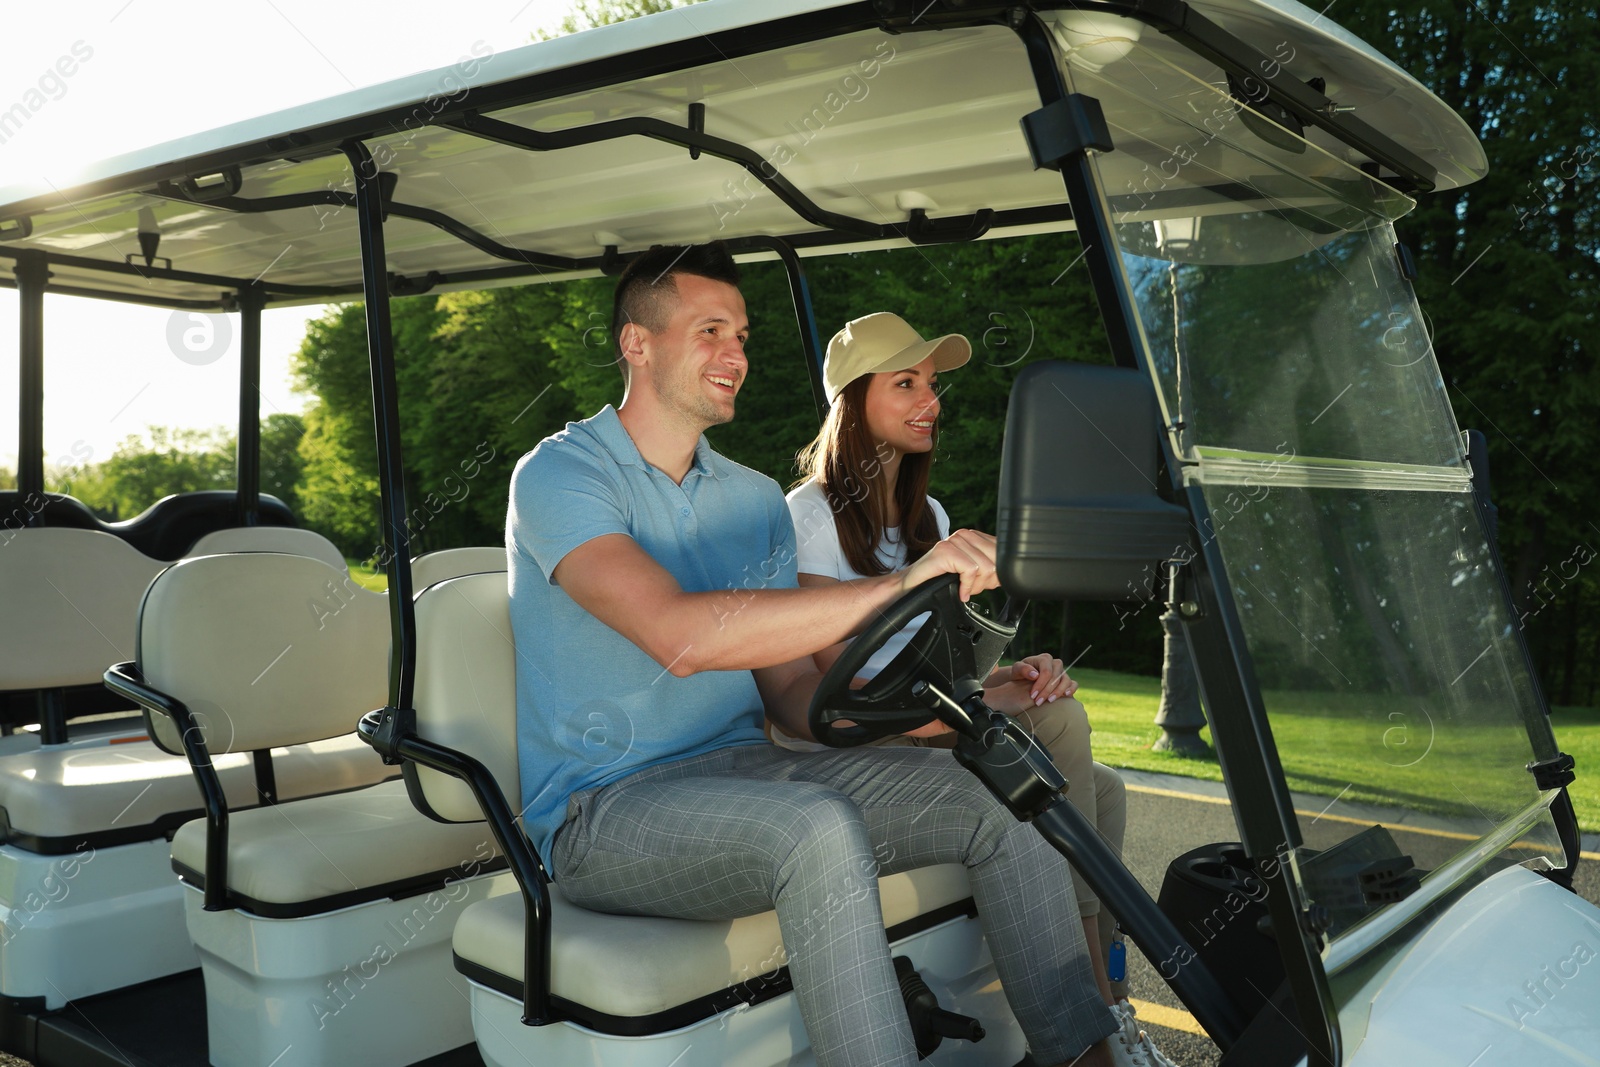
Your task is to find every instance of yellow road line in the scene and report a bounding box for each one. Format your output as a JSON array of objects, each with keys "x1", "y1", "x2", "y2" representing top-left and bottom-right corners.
[
  {"x1": 1126, "y1": 783, "x2": 1231, "y2": 807},
  {"x1": 1125, "y1": 782, "x2": 1600, "y2": 862},
  {"x1": 1125, "y1": 997, "x2": 1206, "y2": 1037}
]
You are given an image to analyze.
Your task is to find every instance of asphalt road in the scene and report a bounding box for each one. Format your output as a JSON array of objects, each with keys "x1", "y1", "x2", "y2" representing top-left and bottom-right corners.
[{"x1": 1111, "y1": 774, "x2": 1600, "y2": 1067}]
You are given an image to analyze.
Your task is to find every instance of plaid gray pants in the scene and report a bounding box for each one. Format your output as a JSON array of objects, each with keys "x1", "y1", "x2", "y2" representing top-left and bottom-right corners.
[{"x1": 551, "y1": 743, "x2": 1116, "y2": 1067}]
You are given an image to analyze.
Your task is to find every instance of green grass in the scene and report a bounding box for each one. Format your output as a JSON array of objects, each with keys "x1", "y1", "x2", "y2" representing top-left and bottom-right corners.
[
  {"x1": 1074, "y1": 667, "x2": 1600, "y2": 835},
  {"x1": 1550, "y1": 705, "x2": 1600, "y2": 833},
  {"x1": 344, "y1": 557, "x2": 388, "y2": 592}
]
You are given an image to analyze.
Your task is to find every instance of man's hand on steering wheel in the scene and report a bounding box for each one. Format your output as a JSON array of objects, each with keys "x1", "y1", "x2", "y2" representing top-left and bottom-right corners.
[{"x1": 899, "y1": 529, "x2": 999, "y2": 602}]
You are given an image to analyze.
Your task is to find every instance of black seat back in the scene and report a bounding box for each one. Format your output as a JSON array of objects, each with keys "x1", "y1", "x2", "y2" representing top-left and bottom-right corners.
[
  {"x1": 0, "y1": 489, "x2": 296, "y2": 560},
  {"x1": 997, "y1": 361, "x2": 1191, "y2": 600}
]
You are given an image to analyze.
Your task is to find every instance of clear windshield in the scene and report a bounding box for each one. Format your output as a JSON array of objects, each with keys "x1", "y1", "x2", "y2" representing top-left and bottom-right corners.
[{"x1": 1052, "y1": 15, "x2": 1564, "y2": 969}]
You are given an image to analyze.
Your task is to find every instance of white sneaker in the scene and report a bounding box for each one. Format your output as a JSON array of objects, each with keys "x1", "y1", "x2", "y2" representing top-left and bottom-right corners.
[{"x1": 1105, "y1": 1000, "x2": 1179, "y2": 1067}]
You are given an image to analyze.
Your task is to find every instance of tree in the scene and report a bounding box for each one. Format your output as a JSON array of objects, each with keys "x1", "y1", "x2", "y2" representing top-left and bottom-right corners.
[
  {"x1": 1334, "y1": 1, "x2": 1600, "y2": 704},
  {"x1": 260, "y1": 413, "x2": 306, "y2": 515},
  {"x1": 290, "y1": 282, "x2": 619, "y2": 559},
  {"x1": 536, "y1": 0, "x2": 699, "y2": 40},
  {"x1": 56, "y1": 427, "x2": 234, "y2": 520},
  {"x1": 43, "y1": 418, "x2": 307, "y2": 523}
]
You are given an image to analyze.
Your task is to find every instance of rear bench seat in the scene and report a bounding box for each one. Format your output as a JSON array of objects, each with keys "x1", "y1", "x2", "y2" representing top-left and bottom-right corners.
[
  {"x1": 408, "y1": 573, "x2": 977, "y2": 1037},
  {"x1": 113, "y1": 552, "x2": 510, "y2": 1066},
  {"x1": 411, "y1": 546, "x2": 506, "y2": 591},
  {"x1": 0, "y1": 536, "x2": 514, "y2": 855},
  {"x1": 0, "y1": 527, "x2": 395, "y2": 852},
  {"x1": 0, "y1": 735, "x2": 394, "y2": 853},
  {"x1": 185, "y1": 525, "x2": 351, "y2": 572},
  {"x1": 0, "y1": 527, "x2": 404, "y2": 1007},
  {"x1": 0, "y1": 528, "x2": 164, "y2": 722}
]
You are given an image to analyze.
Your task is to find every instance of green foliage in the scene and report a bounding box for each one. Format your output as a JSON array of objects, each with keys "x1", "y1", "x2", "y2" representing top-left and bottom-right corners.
[
  {"x1": 56, "y1": 427, "x2": 234, "y2": 520},
  {"x1": 47, "y1": 417, "x2": 307, "y2": 522},
  {"x1": 260, "y1": 414, "x2": 306, "y2": 515},
  {"x1": 1333, "y1": 1, "x2": 1600, "y2": 705},
  {"x1": 1079, "y1": 666, "x2": 1600, "y2": 832},
  {"x1": 294, "y1": 305, "x2": 388, "y2": 553},
  {"x1": 535, "y1": 0, "x2": 700, "y2": 40},
  {"x1": 290, "y1": 282, "x2": 621, "y2": 559}
]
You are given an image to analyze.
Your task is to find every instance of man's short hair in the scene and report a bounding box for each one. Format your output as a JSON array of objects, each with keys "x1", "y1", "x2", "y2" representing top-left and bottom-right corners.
[{"x1": 611, "y1": 243, "x2": 741, "y2": 383}]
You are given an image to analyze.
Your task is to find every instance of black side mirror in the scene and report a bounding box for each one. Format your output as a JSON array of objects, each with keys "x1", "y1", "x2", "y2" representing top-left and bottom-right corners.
[{"x1": 997, "y1": 361, "x2": 1191, "y2": 600}]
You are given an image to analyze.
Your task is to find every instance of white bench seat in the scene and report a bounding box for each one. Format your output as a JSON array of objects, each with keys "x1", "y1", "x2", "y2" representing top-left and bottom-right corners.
[
  {"x1": 0, "y1": 732, "x2": 394, "y2": 846},
  {"x1": 125, "y1": 552, "x2": 515, "y2": 1066},
  {"x1": 171, "y1": 779, "x2": 499, "y2": 916},
  {"x1": 410, "y1": 575, "x2": 985, "y2": 1037},
  {"x1": 453, "y1": 864, "x2": 973, "y2": 1022},
  {"x1": 0, "y1": 529, "x2": 165, "y2": 691},
  {"x1": 184, "y1": 526, "x2": 349, "y2": 572}
]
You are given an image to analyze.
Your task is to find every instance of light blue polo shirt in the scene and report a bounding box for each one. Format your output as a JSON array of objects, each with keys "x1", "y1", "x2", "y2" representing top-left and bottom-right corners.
[{"x1": 507, "y1": 405, "x2": 794, "y2": 865}]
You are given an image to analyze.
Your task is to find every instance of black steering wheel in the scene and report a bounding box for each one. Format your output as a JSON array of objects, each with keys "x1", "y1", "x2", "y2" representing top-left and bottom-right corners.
[{"x1": 808, "y1": 575, "x2": 1024, "y2": 748}]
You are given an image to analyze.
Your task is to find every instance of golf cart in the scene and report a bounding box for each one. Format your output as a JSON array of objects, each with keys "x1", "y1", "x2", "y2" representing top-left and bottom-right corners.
[{"x1": 0, "y1": 1, "x2": 1592, "y2": 1064}]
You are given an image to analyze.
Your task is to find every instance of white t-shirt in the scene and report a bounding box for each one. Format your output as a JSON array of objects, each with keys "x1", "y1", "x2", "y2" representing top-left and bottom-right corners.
[{"x1": 778, "y1": 479, "x2": 951, "y2": 750}]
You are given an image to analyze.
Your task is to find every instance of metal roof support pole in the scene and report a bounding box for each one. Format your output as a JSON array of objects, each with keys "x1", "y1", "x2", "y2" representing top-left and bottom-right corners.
[
  {"x1": 18, "y1": 253, "x2": 65, "y2": 747},
  {"x1": 15, "y1": 250, "x2": 47, "y2": 505},
  {"x1": 738, "y1": 236, "x2": 828, "y2": 418},
  {"x1": 1012, "y1": 12, "x2": 1336, "y2": 1062},
  {"x1": 235, "y1": 282, "x2": 265, "y2": 526},
  {"x1": 339, "y1": 140, "x2": 556, "y2": 1028},
  {"x1": 339, "y1": 141, "x2": 416, "y2": 713},
  {"x1": 1462, "y1": 431, "x2": 1582, "y2": 890}
]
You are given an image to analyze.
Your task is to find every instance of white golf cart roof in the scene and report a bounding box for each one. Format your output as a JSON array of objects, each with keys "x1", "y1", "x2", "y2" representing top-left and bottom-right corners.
[{"x1": 0, "y1": 0, "x2": 1484, "y2": 310}]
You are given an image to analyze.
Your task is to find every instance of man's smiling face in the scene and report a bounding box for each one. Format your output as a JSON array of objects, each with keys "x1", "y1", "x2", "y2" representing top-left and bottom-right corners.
[{"x1": 643, "y1": 272, "x2": 750, "y2": 431}]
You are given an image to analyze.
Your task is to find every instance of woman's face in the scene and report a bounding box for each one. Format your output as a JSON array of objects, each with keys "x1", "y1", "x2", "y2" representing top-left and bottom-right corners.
[{"x1": 862, "y1": 355, "x2": 941, "y2": 456}]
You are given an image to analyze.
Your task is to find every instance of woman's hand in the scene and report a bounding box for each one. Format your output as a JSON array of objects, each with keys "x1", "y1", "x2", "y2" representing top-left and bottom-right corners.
[{"x1": 982, "y1": 653, "x2": 1077, "y2": 714}]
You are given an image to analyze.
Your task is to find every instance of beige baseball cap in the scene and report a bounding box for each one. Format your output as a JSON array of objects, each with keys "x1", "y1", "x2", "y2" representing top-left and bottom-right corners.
[{"x1": 823, "y1": 312, "x2": 972, "y2": 404}]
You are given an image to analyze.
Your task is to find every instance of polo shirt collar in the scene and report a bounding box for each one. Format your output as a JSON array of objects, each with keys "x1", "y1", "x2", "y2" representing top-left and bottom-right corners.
[
  {"x1": 686, "y1": 435, "x2": 719, "y2": 481},
  {"x1": 592, "y1": 404, "x2": 720, "y2": 481}
]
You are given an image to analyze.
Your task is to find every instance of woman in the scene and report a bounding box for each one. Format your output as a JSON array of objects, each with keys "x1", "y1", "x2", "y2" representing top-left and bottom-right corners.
[{"x1": 777, "y1": 312, "x2": 1157, "y2": 1053}]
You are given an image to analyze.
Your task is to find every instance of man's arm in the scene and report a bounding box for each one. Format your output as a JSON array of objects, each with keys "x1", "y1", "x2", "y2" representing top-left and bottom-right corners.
[{"x1": 551, "y1": 529, "x2": 997, "y2": 678}]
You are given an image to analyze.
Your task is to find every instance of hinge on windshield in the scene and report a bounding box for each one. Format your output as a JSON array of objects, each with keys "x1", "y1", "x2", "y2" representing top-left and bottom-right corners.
[
  {"x1": 1020, "y1": 93, "x2": 1114, "y2": 171},
  {"x1": 1527, "y1": 752, "x2": 1576, "y2": 791}
]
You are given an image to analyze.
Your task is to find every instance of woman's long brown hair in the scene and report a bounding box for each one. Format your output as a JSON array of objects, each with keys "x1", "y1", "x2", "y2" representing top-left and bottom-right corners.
[{"x1": 794, "y1": 374, "x2": 940, "y2": 577}]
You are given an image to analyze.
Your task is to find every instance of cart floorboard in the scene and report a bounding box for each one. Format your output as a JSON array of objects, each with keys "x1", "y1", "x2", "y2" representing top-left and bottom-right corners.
[{"x1": 4, "y1": 971, "x2": 484, "y2": 1067}]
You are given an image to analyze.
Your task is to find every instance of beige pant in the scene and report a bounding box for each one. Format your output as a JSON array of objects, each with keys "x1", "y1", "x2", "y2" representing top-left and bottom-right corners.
[{"x1": 869, "y1": 697, "x2": 1126, "y2": 922}]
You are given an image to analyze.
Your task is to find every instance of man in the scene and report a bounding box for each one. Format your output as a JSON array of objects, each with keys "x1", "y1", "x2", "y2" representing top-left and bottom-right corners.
[{"x1": 508, "y1": 243, "x2": 1132, "y2": 1067}]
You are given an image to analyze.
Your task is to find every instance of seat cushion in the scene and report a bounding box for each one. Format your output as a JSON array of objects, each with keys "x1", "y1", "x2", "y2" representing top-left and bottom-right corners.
[
  {"x1": 139, "y1": 553, "x2": 390, "y2": 755},
  {"x1": 453, "y1": 864, "x2": 973, "y2": 1023},
  {"x1": 410, "y1": 547, "x2": 506, "y2": 592},
  {"x1": 0, "y1": 529, "x2": 165, "y2": 689},
  {"x1": 185, "y1": 527, "x2": 349, "y2": 573},
  {"x1": 171, "y1": 780, "x2": 503, "y2": 917},
  {"x1": 0, "y1": 731, "x2": 396, "y2": 848},
  {"x1": 411, "y1": 573, "x2": 519, "y2": 824}
]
